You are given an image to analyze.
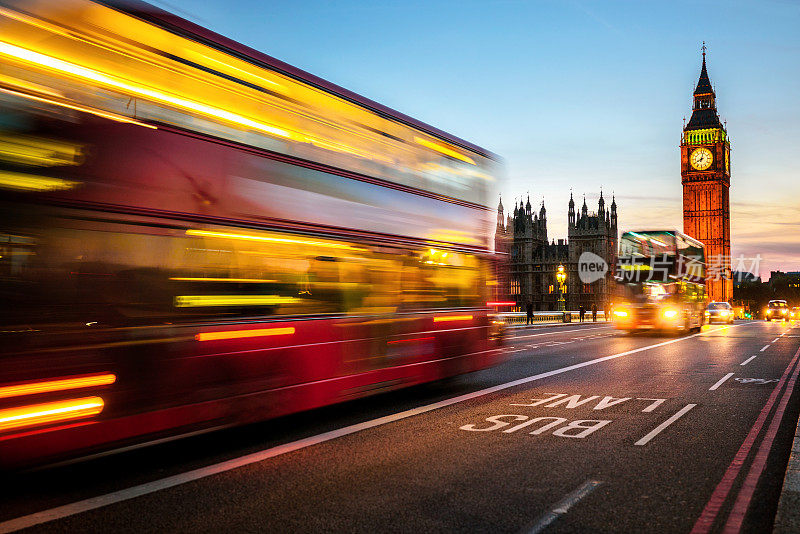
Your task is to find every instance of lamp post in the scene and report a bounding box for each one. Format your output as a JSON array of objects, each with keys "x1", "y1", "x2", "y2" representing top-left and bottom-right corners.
[{"x1": 556, "y1": 264, "x2": 566, "y2": 312}]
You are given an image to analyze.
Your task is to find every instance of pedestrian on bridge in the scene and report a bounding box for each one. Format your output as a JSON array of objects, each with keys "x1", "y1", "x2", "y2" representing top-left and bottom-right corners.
[
  {"x1": 592, "y1": 303, "x2": 597, "y2": 322},
  {"x1": 526, "y1": 301, "x2": 533, "y2": 325},
  {"x1": 579, "y1": 304, "x2": 585, "y2": 322}
]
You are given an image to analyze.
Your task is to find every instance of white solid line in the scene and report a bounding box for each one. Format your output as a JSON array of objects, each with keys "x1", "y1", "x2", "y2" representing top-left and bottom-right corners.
[
  {"x1": 526, "y1": 479, "x2": 603, "y2": 534},
  {"x1": 709, "y1": 372, "x2": 736, "y2": 391},
  {"x1": 0, "y1": 322, "x2": 754, "y2": 534},
  {"x1": 772, "y1": 337, "x2": 779, "y2": 343},
  {"x1": 635, "y1": 404, "x2": 697, "y2": 446},
  {"x1": 740, "y1": 355, "x2": 757, "y2": 366},
  {"x1": 514, "y1": 325, "x2": 612, "y2": 339},
  {"x1": 760, "y1": 345, "x2": 770, "y2": 352}
]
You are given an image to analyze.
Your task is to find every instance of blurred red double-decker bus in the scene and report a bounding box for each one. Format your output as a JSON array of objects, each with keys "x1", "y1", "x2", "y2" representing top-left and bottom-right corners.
[{"x1": 0, "y1": 0, "x2": 504, "y2": 468}]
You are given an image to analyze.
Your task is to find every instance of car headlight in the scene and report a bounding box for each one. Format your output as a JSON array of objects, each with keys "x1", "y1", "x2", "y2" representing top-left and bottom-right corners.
[
  {"x1": 719, "y1": 310, "x2": 729, "y2": 316},
  {"x1": 663, "y1": 309, "x2": 679, "y2": 319},
  {"x1": 613, "y1": 310, "x2": 629, "y2": 318}
]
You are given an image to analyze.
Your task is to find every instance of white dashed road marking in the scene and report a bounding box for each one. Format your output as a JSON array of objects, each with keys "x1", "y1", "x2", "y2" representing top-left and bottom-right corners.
[
  {"x1": 635, "y1": 404, "x2": 697, "y2": 446},
  {"x1": 740, "y1": 356, "x2": 757, "y2": 366},
  {"x1": 710, "y1": 373, "x2": 736, "y2": 391}
]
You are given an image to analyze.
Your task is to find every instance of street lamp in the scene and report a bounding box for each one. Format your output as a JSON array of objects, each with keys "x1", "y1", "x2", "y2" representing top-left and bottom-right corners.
[{"x1": 556, "y1": 264, "x2": 566, "y2": 312}]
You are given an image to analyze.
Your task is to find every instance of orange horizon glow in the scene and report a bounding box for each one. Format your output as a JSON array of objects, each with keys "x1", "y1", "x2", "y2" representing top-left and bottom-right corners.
[{"x1": 0, "y1": 373, "x2": 116, "y2": 399}]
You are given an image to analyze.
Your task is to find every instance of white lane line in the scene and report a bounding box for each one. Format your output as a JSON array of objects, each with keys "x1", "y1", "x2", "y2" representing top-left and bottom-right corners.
[
  {"x1": 709, "y1": 373, "x2": 736, "y2": 391},
  {"x1": 740, "y1": 356, "x2": 757, "y2": 366},
  {"x1": 513, "y1": 325, "x2": 612, "y2": 339},
  {"x1": 772, "y1": 337, "x2": 779, "y2": 343},
  {"x1": 0, "y1": 322, "x2": 755, "y2": 533},
  {"x1": 760, "y1": 345, "x2": 770, "y2": 352},
  {"x1": 635, "y1": 404, "x2": 697, "y2": 446},
  {"x1": 525, "y1": 479, "x2": 603, "y2": 534}
]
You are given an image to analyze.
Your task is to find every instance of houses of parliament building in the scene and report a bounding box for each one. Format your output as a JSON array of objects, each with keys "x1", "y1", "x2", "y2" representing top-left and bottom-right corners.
[{"x1": 494, "y1": 192, "x2": 618, "y2": 311}]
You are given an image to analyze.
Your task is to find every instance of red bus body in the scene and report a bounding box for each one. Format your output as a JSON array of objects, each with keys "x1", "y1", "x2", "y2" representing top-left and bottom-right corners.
[{"x1": 0, "y1": 1, "x2": 504, "y2": 468}]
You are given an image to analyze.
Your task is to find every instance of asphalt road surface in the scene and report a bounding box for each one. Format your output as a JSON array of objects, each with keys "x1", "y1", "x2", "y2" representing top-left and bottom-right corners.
[{"x1": 2, "y1": 320, "x2": 800, "y2": 534}]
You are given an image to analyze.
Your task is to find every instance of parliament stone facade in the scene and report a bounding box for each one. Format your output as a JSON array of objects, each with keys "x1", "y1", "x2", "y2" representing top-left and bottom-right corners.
[{"x1": 494, "y1": 192, "x2": 618, "y2": 311}]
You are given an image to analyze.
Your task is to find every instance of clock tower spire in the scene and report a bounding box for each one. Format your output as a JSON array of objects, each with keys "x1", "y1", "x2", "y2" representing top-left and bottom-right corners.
[{"x1": 681, "y1": 45, "x2": 732, "y2": 302}]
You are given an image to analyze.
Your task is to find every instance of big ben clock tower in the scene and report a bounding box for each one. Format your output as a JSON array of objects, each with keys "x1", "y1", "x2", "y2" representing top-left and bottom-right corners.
[{"x1": 681, "y1": 45, "x2": 732, "y2": 302}]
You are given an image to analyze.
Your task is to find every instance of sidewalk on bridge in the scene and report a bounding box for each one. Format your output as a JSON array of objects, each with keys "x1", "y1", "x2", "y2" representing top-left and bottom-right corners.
[
  {"x1": 773, "y1": 401, "x2": 800, "y2": 533},
  {"x1": 507, "y1": 319, "x2": 611, "y2": 331}
]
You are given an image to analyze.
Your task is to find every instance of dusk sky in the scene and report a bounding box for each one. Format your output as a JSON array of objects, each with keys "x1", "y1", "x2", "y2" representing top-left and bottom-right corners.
[{"x1": 156, "y1": 0, "x2": 799, "y2": 279}]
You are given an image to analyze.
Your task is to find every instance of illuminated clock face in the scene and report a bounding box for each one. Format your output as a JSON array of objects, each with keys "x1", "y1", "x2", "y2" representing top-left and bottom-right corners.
[
  {"x1": 690, "y1": 147, "x2": 713, "y2": 170},
  {"x1": 725, "y1": 149, "x2": 730, "y2": 173}
]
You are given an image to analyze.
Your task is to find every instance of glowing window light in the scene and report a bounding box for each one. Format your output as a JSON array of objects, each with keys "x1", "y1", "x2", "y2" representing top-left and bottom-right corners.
[
  {"x1": 0, "y1": 373, "x2": 115, "y2": 400},
  {"x1": 0, "y1": 41, "x2": 291, "y2": 139},
  {"x1": 186, "y1": 229, "x2": 355, "y2": 250},
  {"x1": 414, "y1": 136, "x2": 475, "y2": 165},
  {"x1": 175, "y1": 295, "x2": 300, "y2": 307},
  {"x1": 433, "y1": 315, "x2": 473, "y2": 323},
  {"x1": 0, "y1": 397, "x2": 104, "y2": 433},
  {"x1": 196, "y1": 327, "x2": 295, "y2": 342},
  {"x1": 0, "y1": 170, "x2": 78, "y2": 192}
]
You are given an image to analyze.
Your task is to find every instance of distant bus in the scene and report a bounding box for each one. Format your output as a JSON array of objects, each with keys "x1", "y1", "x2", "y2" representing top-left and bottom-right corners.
[
  {"x1": 612, "y1": 230, "x2": 706, "y2": 333},
  {"x1": 0, "y1": 0, "x2": 504, "y2": 468}
]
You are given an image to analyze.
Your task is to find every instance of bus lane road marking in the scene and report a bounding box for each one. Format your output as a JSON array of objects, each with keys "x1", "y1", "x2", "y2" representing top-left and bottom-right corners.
[
  {"x1": 461, "y1": 392, "x2": 678, "y2": 443},
  {"x1": 0, "y1": 322, "x2": 755, "y2": 534}
]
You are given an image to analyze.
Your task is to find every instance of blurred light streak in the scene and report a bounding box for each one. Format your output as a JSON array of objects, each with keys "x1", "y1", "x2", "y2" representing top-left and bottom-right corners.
[
  {"x1": 174, "y1": 295, "x2": 300, "y2": 307},
  {"x1": 169, "y1": 277, "x2": 278, "y2": 283},
  {"x1": 487, "y1": 301, "x2": 516, "y2": 306},
  {"x1": 196, "y1": 327, "x2": 295, "y2": 341},
  {"x1": 433, "y1": 315, "x2": 473, "y2": 322},
  {"x1": 0, "y1": 374, "x2": 116, "y2": 400},
  {"x1": 0, "y1": 397, "x2": 104, "y2": 432},
  {"x1": 0, "y1": 41, "x2": 289, "y2": 138},
  {"x1": 413, "y1": 136, "x2": 475, "y2": 165},
  {"x1": 0, "y1": 85, "x2": 157, "y2": 129},
  {"x1": 186, "y1": 229, "x2": 356, "y2": 249},
  {"x1": 0, "y1": 170, "x2": 78, "y2": 191}
]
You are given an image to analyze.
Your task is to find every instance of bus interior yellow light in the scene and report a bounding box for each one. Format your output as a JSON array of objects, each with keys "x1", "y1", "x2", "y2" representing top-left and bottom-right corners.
[
  {"x1": 196, "y1": 327, "x2": 295, "y2": 342},
  {"x1": 0, "y1": 373, "x2": 115, "y2": 400},
  {"x1": 663, "y1": 309, "x2": 679, "y2": 319},
  {"x1": 0, "y1": 397, "x2": 104, "y2": 433},
  {"x1": 0, "y1": 170, "x2": 79, "y2": 192},
  {"x1": 413, "y1": 137, "x2": 475, "y2": 165},
  {"x1": 169, "y1": 277, "x2": 278, "y2": 283},
  {"x1": 175, "y1": 295, "x2": 300, "y2": 307},
  {"x1": 433, "y1": 315, "x2": 473, "y2": 323},
  {"x1": 185, "y1": 229, "x2": 355, "y2": 250},
  {"x1": 613, "y1": 310, "x2": 629, "y2": 318},
  {"x1": 0, "y1": 41, "x2": 290, "y2": 139}
]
